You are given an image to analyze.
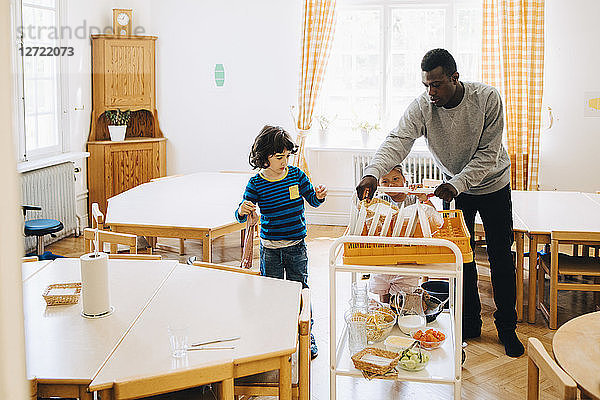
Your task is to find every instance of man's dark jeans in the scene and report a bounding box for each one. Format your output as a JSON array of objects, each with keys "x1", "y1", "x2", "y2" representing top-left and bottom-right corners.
[{"x1": 450, "y1": 184, "x2": 517, "y2": 334}]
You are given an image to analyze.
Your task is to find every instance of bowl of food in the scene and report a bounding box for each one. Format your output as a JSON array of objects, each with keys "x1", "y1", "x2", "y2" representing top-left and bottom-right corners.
[
  {"x1": 411, "y1": 328, "x2": 446, "y2": 350},
  {"x1": 365, "y1": 308, "x2": 396, "y2": 343},
  {"x1": 384, "y1": 335, "x2": 418, "y2": 353},
  {"x1": 398, "y1": 345, "x2": 430, "y2": 372}
]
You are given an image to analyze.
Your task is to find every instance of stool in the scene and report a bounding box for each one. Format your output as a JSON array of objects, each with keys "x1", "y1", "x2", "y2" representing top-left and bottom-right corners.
[{"x1": 23, "y1": 205, "x2": 64, "y2": 259}]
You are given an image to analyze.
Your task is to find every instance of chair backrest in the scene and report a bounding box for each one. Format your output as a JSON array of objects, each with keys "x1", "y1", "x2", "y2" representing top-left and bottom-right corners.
[
  {"x1": 83, "y1": 228, "x2": 137, "y2": 254},
  {"x1": 22, "y1": 256, "x2": 38, "y2": 263},
  {"x1": 297, "y1": 288, "x2": 310, "y2": 400},
  {"x1": 108, "y1": 253, "x2": 162, "y2": 260},
  {"x1": 91, "y1": 202, "x2": 104, "y2": 229},
  {"x1": 527, "y1": 337, "x2": 577, "y2": 400},
  {"x1": 192, "y1": 261, "x2": 260, "y2": 276}
]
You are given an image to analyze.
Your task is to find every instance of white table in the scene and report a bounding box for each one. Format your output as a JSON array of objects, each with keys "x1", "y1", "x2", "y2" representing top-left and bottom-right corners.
[
  {"x1": 90, "y1": 264, "x2": 302, "y2": 400},
  {"x1": 329, "y1": 236, "x2": 463, "y2": 399},
  {"x1": 21, "y1": 260, "x2": 51, "y2": 282},
  {"x1": 105, "y1": 172, "x2": 254, "y2": 261},
  {"x1": 511, "y1": 191, "x2": 600, "y2": 323},
  {"x1": 23, "y1": 258, "x2": 178, "y2": 399}
]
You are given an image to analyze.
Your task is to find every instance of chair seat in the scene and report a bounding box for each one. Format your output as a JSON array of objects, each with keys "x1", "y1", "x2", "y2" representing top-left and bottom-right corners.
[
  {"x1": 24, "y1": 219, "x2": 63, "y2": 236},
  {"x1": 540, "y1": 253, "x2": 600, "y2": 276}
]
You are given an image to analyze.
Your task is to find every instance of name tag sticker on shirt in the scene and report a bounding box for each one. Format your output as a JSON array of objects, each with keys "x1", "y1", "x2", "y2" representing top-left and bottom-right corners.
[{"x1": 289, "y1": 185, "x2": 300, "y2": 200}]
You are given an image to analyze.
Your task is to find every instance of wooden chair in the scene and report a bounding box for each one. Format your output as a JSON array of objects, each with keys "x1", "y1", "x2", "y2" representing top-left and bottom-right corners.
[
  {"x1": 192, "y1": 261, "x2": 260, "y2": 276},
  {"x1": 537, "y1": 231, "x2": 600, "y2": 329},
  {"x1": 22, "y1": 256, "x2": 38, "y2": 262},
  {"x1": 83, "y1": 228, "x2": 137, "y2": 254},
  {"x1": 527, "y1": 337, "x2": 577, "y2": 399},
  {"x1": 234, "y1": 288, "x2": 310, "y2": 400}
]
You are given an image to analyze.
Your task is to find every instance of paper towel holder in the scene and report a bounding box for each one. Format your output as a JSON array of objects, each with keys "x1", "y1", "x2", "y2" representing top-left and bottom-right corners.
[
  {"x1": 81, "y1": 306, "x2": 115, "y2": 319},
  {"x1": 80, "y1": 252, "x2": 114, "y2": 319}
]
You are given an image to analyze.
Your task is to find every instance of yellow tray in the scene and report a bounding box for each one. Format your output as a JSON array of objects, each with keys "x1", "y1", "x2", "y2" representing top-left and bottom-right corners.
[{"x1": 343, "y1": 209, "x2": 473, "y2": 265}]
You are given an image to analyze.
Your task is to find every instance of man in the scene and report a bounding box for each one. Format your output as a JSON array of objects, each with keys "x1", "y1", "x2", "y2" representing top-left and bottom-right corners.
[{"x1": 356, "y1": 48, "x2": 524, "y2": 357}]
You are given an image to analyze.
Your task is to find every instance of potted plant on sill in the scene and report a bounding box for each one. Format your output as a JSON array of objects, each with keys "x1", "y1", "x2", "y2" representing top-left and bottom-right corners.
[
  {"x1": 356, "y1": 120, "x2": 380, "y2": 145},
  {"x1": 105, "y1": 110, "x2": 131, "y2": 141},
  {"x1": 315, "y1": 112, "x2": 337, "y2": 145}
]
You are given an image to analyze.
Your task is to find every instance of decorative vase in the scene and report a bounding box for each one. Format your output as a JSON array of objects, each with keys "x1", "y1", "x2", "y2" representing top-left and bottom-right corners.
[
  {"x1": 108, "y1": 125, "x2": 127, "y2": 141},
  {"x1": 361, "y1": 129, "x2": 369, "y2": 145},
  {"x1": 319, "y1": 128, "x2": 328, "y2": 145}
]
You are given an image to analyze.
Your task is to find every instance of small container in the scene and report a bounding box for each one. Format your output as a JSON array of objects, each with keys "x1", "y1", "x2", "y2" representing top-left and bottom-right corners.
[
  {"x1": 398, "y1": 346, "x2": 430, "y2": 372},
  {"x1": 168, "y1": 325, "x2": 189, "y2": 358},
  {"x1": 384, "y1": 335, "x2": 417, "y2": 353},
  {"x1": 365, "y1": 309, "x2": 396, "y2": 343},
  {"x1": 344, "y1": 310, "x2": 367, "y2": 355},
  {"x1": 411, "y1": 328, "x2": 446, "y2": 350}
]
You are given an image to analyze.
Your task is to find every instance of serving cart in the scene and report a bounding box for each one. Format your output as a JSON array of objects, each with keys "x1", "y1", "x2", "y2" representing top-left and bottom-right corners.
[{"x1": 329, "y1": 235, "x2": 464, "y2": 399}]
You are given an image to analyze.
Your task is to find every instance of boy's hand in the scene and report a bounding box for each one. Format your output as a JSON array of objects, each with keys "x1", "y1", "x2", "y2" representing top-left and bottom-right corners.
[
  {"x1": 238, "y1": 200, "x2": 256, "y2": 216},
  {"x1": 409, "y1": 183, "x2": 429, "y2": 203},
  {"x1": 315, "y1": 184, "x2": 328, "y2": 200}
]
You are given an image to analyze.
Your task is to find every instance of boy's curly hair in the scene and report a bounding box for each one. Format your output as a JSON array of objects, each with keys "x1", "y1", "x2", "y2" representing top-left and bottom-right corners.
[{"x1": 249, "y1": 125, "x2": 298, "y2": 170}]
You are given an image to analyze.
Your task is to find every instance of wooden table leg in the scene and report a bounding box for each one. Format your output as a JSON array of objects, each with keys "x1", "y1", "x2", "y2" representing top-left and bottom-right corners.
[
  {"x1": 217, "y1": 378, "x2": 234, "y2": 400},
  {"x1": 203, "y1": 233, "x2": 212, "y2": 262},
  {"x1": 179, "y1": 238, "x2": 185, "y2": 255},
  {"x1": 528, "y1": 235, "x2": 538, "y2": 323},
  {"x1": 79, "y1": 386, "x2": 93, "y2": 400},
  {"x1": 279, "y1": 355, "x2": 292, "y2": 400},
  {"x1": 515, "y1": 232, "x2": 524, "y2": 322},
  {"x1": 241, "y1": 228, "x2": 245, "y2": 247}
]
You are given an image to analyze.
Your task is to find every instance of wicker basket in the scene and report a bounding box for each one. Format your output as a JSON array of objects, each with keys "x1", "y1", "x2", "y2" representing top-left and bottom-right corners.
[
  {"x1": 351, "y1": 347, "x2": 401, "y2": 375},
  {"x1": 344, "y1": 209, "x2": 473, "y2": 265},
  {"x1": 43, "y1": 283, "x2": 82, "y2": 306}
]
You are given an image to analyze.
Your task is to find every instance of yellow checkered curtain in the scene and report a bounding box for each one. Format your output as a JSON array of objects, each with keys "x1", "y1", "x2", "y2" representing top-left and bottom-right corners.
[
  {"x1": 482, "y1": 0, "x2": 545, "y2": 191},
  {"x1": 293, "y1": 0, "x2": 337, "y2": 177}
]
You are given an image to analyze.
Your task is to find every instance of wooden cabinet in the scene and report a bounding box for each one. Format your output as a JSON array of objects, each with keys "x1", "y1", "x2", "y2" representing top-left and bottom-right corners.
[
  {"x1": 87, "y1": 35, "x2": 166, "y2": 218},
  {"x1": 88, "y1": 138, "x2": 166, "y2": 215}
]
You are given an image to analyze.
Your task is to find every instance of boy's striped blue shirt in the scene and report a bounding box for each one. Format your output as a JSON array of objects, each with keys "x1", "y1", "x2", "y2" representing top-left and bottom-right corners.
[{"x1": 235, "y1": 166, "x2": 324, "y2": 240}]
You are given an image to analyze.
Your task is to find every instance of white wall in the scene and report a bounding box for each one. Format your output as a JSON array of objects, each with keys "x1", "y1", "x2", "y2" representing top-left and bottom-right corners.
[
  {"x1": 539, "y1": 0, "x2": 600, "y2": 192},
  {"x1": 64, "y1": 0, "x2": 152, "y2": 223},
  {"x1": 149, "y1": 0, "x2": 302, "y2": 174},
  {"x1": 1, "y1": 1, "x2": 28, "y2": 398},
  {"x1": 58, "y1": 1, "x2": 599, "y2": 226}
]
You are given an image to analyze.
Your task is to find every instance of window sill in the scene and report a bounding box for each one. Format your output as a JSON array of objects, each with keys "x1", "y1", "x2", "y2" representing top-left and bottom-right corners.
[
  {"x1": 17, "y1": 152, "x2": 90, "y2": 173},
  {"x1": 305, "y1": 129, "x2": 431, "y2": 156}
]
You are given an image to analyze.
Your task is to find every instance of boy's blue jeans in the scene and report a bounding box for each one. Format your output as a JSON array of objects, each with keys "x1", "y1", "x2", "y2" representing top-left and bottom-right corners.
[{"x1": 259, "y1": 240, "x2": 309, "y2": 289}]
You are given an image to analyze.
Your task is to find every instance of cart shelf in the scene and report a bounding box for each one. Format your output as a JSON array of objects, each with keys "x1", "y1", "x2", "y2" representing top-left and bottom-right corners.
[{"x1": 329, "y1": 235, "x2": 463, "y2": 399}]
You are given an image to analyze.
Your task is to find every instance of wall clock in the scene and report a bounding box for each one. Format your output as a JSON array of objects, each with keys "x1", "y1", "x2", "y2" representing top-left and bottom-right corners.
[{"x1": 113, "y1": 9, "x2": 132, "y2": 36}]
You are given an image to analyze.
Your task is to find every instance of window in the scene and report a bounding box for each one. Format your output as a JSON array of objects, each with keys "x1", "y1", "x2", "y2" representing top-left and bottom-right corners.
[
  {"x1": 320, "y1": 0, "x2": 482, "y2": 135},
  {"x1": 13, "y1": 0, "x2": 66, "y2": 161}
]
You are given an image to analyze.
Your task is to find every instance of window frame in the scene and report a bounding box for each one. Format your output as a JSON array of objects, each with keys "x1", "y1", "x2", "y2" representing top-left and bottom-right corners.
[
  {"x1": 320, "y1": 0, "x2": 481, "y2": 138},
  {"x1": 12, "y1": 0, "x2": 69, "y2": 163}
]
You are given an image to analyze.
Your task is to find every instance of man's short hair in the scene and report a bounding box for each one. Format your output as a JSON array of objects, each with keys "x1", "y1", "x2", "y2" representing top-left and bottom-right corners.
[{"x1": 421, "y1": 48, "x2": 457, "y2": 77}]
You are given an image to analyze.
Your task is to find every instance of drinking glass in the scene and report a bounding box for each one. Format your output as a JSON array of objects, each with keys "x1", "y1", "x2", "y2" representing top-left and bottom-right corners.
[{"x1": 168, "y1": 325, "x2": 189, "y2": 358}]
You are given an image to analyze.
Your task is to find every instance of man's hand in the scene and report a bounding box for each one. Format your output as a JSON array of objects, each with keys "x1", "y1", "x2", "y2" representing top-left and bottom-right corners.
[
  {"x1": 356, "y1": 175, "x2": 378, "y2": 200},
  {"x1": 434, "y1": 183, "x2": 458, "y2": 203},
  {"x1": 315, "y1": 184, "x2": 328, "y2": 200},
  {"x1": 238, "y1": 200, "x2": 256, "y2": 216}
]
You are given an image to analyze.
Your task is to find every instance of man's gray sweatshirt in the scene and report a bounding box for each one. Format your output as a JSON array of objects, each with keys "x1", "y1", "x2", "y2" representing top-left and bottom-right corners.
[{"x1": 364, "y1": 81, "x2": 511, "y2": 195}]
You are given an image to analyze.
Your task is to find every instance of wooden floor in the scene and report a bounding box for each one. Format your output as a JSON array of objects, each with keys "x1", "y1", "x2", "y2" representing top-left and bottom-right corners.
[{"x1": 47, "y1": 226, "x2": 598, "y2": 400}]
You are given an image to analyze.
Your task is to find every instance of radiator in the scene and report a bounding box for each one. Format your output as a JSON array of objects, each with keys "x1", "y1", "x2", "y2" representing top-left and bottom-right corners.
[
  {"x1": 353, "y1": 152, "x2": 443, "y2": 186},
  {"x1": 21, "y1": 162, "x2": 77, "y2": 253}
]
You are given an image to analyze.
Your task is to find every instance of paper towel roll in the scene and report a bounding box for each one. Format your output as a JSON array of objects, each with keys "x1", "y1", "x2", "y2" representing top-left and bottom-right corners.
[{"x1": 80, "y1": 252, "x2": 112, "y2": 317}]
